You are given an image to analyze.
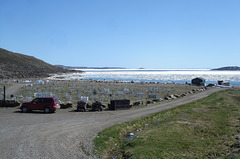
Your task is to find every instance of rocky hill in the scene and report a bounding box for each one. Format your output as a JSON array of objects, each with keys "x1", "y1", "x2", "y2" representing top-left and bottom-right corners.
[
  {"x1": 212, "y1": 66, "x2": 240, "y2": 71},
  {"x1": 0, "y1": 48, "x2": 78, "y2": 79}
]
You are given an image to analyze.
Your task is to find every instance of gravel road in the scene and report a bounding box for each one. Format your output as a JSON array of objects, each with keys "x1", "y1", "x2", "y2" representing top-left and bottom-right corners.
[{"x1": 0, "y1": 88, "x2": 223, "y2": 159}]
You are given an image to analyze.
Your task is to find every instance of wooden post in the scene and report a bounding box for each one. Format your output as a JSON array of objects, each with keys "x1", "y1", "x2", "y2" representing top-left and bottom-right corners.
[{"x1": 3, "y1": 86, "x2": 6, "y2": 106}]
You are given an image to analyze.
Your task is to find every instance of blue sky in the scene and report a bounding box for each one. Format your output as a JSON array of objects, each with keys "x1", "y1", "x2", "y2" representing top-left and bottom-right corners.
[{"x1": 0, "y1": 0, "x2": 240, "y2": 69}]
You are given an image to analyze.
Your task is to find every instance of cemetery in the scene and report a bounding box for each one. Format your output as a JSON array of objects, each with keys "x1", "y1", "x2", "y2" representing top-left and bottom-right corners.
[{"x1": 0, "y1": 79, "x2": 206, "y2": 110}]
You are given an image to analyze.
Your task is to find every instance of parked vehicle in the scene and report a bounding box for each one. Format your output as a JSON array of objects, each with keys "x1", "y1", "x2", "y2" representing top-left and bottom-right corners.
[
  {"x1": 91, "y1": 101, "x2": 105, "y2": 111},
  {"x1": 77, "y1": 100, "x2": 90, "y2": 111},
  {"x1": 77, "y1": 96, "x2": 90, "y2": 111},
  {"x1": 77, "y1": 101, "x2": 105, "y2": 111},
  {"x1": 20, "y1": 97, "x2": 60, "y2": 113}
]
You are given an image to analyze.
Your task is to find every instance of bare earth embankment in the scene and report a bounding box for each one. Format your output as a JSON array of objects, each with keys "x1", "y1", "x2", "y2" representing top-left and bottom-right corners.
[{"x1": 0, "y1": 88, "x2": 222, "y2": 159}]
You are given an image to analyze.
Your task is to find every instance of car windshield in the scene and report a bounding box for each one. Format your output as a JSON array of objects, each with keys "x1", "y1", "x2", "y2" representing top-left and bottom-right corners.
[{"x1": 54, "y1": 98, "x2": 59, "y2": 103}]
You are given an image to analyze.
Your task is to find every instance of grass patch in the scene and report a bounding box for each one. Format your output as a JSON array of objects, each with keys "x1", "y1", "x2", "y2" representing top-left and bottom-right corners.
[{"x1": 94, "y1": 88, "x2": 240, "y2": 158}]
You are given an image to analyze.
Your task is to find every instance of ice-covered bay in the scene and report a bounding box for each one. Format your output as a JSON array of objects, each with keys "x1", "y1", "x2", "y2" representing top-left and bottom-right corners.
[{"x1": 48, "y1": 69, "x2": 240, "y2": 85}]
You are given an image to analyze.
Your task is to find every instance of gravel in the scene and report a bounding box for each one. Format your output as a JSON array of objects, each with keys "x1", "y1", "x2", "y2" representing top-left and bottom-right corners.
[{"x1": 0, "y1": 88, "x2": 223, "y2": 159}]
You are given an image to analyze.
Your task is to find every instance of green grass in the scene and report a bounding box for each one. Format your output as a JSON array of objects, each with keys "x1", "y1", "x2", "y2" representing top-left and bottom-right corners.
[{"x1": 94, "y1": 89, "x2": 240, "y2": 158}]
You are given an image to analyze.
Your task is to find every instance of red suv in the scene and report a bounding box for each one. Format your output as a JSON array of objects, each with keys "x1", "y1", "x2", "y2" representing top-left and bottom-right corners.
[{"x1": 20, "y1": 97, "x2": 61, "y2": 113}]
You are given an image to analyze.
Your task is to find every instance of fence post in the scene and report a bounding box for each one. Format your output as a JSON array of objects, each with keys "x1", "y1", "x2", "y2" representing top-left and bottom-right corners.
[{"x1": 3, "y1": 86, "x2": 6, "y2": 106}]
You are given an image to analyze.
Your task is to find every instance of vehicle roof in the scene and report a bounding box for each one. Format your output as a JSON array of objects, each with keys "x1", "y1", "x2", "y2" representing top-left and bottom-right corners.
[{"x1": 35, "y1": 97, "x2": 58, "y2": 99}]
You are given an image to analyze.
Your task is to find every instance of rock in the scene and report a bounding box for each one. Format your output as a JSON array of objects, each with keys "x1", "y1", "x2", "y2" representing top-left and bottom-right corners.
[
  {"x1": 235, "y1": 135, "x2": 240, "y2": 140},
  {"x1": 170, "y1": 95, "x2": 176, "y2": 99},
  {"x1": 231, "y1": 141, "x2": 240, "y2": 148}
]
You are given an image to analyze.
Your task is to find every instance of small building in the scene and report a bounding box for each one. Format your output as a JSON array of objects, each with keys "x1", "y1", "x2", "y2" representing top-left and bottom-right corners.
[
  {"x1": 108, "y1": 99, "x2": 131, "y2": 110},
  {"x1": 191, "y1": 77, "x2": 206, "y2": 86}
]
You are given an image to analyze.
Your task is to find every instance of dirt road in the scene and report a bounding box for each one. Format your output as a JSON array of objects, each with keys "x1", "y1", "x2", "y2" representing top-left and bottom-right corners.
[{"x1": 0, "y1": 88, "x2": 223, "y2": 159}]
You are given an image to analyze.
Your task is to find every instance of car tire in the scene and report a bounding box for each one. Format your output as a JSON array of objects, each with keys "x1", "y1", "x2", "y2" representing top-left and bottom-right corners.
[
  {"x1": 44, "y1": 107, "x2": 51, "y2": 113},
  {"x1": 22, "y1": 106, "x2": 28, "y2": 113},
  {"x1": 99, "y1": 106, "x2": 103, "y2": 111}
]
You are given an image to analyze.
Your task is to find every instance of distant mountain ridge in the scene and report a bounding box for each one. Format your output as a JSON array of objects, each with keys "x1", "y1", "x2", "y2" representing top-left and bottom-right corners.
[
  {"x1": 56, "y1": 65, "x2": 126, "y2": 69},
  {"x1": 0, "y1": 48, "x2": 78, "y2": 79},
  {"x1": 212, "y1": 66, "x2": 240, "y2": 71}
]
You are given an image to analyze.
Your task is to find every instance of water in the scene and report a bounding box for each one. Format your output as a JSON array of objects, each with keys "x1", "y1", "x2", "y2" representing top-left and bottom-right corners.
[{"x1": 49, "y1": 69, "x2": 240, "y2": 86}]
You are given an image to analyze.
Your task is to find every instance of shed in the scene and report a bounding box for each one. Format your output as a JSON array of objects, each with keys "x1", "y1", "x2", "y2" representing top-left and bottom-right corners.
[
  {"x1": 108, "y1": 99, "x2": 131, "y2": 110},
  {"x1": 191, "y1": 77, "x2": 206, "y2": 86}
]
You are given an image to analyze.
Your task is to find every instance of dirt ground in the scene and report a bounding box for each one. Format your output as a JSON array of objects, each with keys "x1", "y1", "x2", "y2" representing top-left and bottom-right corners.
[
  {"x1": 0, "y1": 87, "x2": 223, "y2": 159},
  {"x1": 5, "y1": 83, "x2": 25, "y2": 97}
]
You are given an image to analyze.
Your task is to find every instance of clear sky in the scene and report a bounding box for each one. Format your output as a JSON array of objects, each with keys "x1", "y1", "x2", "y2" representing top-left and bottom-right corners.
[{"x1": 0, "y1": 0, "x2": 239, "y2": 69}]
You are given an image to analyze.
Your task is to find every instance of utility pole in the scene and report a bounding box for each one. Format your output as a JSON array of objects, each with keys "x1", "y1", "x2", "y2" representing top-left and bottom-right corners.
[{"x1": 3, "y1": 86, "x2": 6, "y2": 106}]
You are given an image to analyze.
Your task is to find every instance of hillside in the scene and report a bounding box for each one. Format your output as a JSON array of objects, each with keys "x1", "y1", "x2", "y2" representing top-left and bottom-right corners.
[
  {"x1": 212, "y1": 66, "x2": 240, "y2": 71},
  {"x1": 0, "y1": 48, "x2": 78, "y2": 79}
]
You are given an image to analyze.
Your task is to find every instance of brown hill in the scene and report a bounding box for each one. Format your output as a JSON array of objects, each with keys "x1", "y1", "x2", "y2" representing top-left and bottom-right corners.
[
  {"x1": 0, "y1": 48, "x2": 78, "y2": 79},
  {"x1": 212, "y1": 66, "x2": 240, "y2": 71}
]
